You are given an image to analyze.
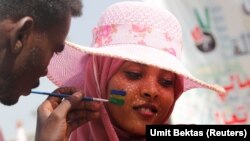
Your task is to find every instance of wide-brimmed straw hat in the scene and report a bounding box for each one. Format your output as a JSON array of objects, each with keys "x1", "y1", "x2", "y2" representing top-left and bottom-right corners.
[{"x1": 47, "y1": 1, "x2": 225, "y2": 95}]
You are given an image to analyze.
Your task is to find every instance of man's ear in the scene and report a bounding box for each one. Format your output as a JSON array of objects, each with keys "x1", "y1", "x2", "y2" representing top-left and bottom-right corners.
[{"x1": 10, "y1": 16, "x2": 33, "y2": 54}]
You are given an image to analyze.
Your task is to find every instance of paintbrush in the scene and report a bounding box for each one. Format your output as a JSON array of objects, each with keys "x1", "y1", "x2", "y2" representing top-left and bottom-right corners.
[{"x1": 31, "y1": 90, "x2": 126, "y2": 106}]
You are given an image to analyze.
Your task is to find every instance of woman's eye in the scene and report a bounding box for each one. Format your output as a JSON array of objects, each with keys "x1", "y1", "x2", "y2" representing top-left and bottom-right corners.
[
  {"x1": 159, "y1": 79, "x2": 174, "y2": 88},
  {"x1": 124, "y1": 71, "x2": 142, "y2": 80}
]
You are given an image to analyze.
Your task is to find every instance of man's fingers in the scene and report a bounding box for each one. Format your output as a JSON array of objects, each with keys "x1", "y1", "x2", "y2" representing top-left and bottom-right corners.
[
  {"x1": 51, "y1": 91, "x2": 83, "y2": 118},
  {"x1": 67, "y1": 108, "x2": 101, "y2": 121},
  {"x1": 53, "y1": 87, "x2": 81, "y2": 96},
  {"x1": 67, "y1": 111, "x2": 100, "y2": 132},
  {"x1": 36, "y1": 96, "x2": 63, "y2": 124},
  {"x1": 44, "y1": 96, "x2": 63, "y2": 109},
  {"x1": 69, "y1": 101, "x2": 101, "y2": 111},
  {"x1": 37, "y1": 91, "x2": 83, "y2": 124}
]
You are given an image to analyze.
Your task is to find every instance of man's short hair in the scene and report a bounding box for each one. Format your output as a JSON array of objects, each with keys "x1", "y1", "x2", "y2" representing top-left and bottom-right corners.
[{"x1": 0, "y1": 0, "x2": 83, "y2": 30}]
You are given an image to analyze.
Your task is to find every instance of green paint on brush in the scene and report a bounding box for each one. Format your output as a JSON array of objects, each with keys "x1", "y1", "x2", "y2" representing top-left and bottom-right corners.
[{"x1": 109, "y1": 97, "x2": 125, "y2": 106}]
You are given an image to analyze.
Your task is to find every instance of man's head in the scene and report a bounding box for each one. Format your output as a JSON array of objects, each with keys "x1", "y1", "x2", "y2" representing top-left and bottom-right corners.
[{"x1": 0, "y1": 0, "x2": 82, "y2": 105}]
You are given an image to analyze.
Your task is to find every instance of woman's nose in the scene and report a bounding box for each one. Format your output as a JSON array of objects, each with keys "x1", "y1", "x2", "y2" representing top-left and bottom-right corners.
[
  {"x1": 140, "y1": 80, "x2": 158, "y2": 100},
  {"x1": 141, "y1": 92, "x2": 158, "y2": 100}
]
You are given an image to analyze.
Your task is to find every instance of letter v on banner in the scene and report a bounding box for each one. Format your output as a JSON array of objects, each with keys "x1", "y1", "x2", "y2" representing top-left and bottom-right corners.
[
  {"x1": 194, "y1": 7, "x2": 211, "y2": 32},
  {"x1": 192, "y1": 7, "x2": 216, "y2": 53}
]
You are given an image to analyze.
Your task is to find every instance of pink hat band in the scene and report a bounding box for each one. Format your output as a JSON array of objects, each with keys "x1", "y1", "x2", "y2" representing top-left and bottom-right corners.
[{"x1": 92, "y1": 24, "x2": 182, "y2": 60}]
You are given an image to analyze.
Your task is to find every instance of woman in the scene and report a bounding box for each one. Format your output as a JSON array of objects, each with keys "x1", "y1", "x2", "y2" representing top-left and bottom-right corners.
[{"x1": 47, "y1": 1, "x2": 225, "y2": 141}]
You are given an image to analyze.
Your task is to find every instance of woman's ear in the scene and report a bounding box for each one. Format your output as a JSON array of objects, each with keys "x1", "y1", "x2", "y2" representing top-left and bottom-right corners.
[{"x1": 10, "y1": 16, "x2": 33, "y2": 54}]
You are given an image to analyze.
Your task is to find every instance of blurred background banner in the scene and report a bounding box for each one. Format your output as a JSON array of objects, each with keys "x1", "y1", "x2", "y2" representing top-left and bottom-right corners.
[
  {"x1": 0, "y1": 127, "x2": 4, "y2": 141},
  {"x1": 144, "y1": 0, "x2": 250, "y2": 124}
]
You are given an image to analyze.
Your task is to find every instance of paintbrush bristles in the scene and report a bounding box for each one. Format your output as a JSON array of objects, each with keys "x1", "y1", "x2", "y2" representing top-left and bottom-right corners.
[{"x1": 92, "y1": 97, "x2": 109, "y2": 102}]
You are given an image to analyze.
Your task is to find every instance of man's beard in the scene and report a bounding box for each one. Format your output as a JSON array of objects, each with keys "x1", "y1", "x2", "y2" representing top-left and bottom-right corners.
[
  {"x1": 0, "y1": 75, "x2": 20, "y2": 105},
  {"x1": 0, "y1": 51, "x2": 39, "y2": 106}
]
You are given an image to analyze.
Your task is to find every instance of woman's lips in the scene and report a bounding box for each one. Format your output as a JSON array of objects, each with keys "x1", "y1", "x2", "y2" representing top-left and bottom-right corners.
[{"x1": 133, "y1": 103, "x2": 158, "y2": 117}]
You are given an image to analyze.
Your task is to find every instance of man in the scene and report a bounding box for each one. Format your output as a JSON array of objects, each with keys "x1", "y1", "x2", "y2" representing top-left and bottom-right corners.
[
  {"x1": 0, "y1": 1, "x2": 101, "y2": 140},
  {"x1": 0, "y1": 0, "x2": 82, "y2": 105}
]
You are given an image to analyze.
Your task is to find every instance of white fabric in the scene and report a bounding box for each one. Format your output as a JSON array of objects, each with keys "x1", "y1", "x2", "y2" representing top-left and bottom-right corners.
[{"x1": 15, "y1": 127, "x2": 27, "y2": 141}]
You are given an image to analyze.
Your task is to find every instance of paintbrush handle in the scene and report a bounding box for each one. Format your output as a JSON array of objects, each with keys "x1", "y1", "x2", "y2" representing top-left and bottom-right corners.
[
  {"x1": 31, "y1": 91, "x2": 109, "y2": 102},
  {"x1": 31, "y1": 91, "x2": 70, "y2": 98}
]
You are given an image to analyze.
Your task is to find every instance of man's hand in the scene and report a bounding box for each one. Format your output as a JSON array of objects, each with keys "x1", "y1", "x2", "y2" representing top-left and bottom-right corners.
[{"x1": 35, "y1": 87, "x2": 101, "y2": 141}]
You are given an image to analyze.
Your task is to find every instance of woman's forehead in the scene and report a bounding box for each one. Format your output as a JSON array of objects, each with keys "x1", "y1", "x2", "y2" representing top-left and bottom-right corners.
[{"x1": 122, "y1": 61, "x2": 176, "y2": 75}]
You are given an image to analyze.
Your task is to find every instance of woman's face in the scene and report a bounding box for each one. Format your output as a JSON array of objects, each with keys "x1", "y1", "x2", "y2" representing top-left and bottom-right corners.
[{"x1": 107, "y1": 61, "x2": 176, "y2": 136}]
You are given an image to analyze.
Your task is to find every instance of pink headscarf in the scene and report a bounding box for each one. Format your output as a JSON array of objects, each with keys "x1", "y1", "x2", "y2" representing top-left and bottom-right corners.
[
  {"x1": 70, "y1": 55, "x2": 123, "y2": 141},
  {"x1": 69, "y1": 55, "x2": 183, "y2": 141}
]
